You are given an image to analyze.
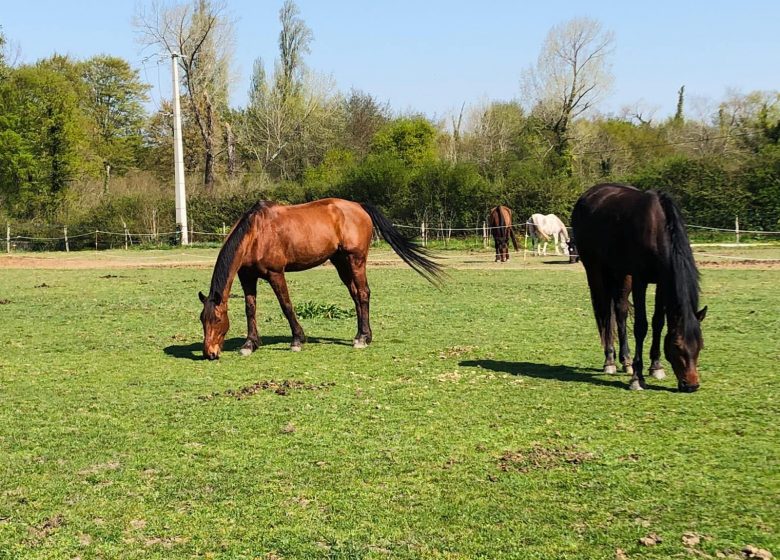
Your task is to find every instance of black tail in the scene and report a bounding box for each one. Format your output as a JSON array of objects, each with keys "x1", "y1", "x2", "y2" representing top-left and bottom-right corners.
[
  {"x1": 509, "y1": 227, "x2": 519, "y2": 251},
  {"x1": 361, "y1": 203, "x2": 445, "y2": 286},
  {"x1": 657, "y1": 192, "x2": 701, "y2": 337}
]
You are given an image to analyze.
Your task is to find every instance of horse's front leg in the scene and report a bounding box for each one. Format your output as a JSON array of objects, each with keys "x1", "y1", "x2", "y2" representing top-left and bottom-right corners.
[
  {"x1": 630, "y1": 279, "x2": 649, "y2": 390},
  {"x1": 267, "y1": 271, "x2": 305, "y2": 351},
  {"x1": 649, "y1": 286, "x2": 666, "y2": 379},
  {"x1": 238, "y1": 268, "x2": 260, "y2": 356},
  {"x1": 613, "y1": 275, "x2": 633, "y2": 375}
]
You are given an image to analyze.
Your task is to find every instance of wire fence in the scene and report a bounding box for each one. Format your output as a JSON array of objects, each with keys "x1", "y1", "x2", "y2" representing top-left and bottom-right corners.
[{"x1": 3, "y1": 218, "x2": 780, "y2": 258}]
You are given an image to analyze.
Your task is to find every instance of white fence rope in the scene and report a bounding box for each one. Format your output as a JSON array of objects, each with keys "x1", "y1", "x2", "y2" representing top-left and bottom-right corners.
[{"x1": 3, "y1": 220, "x2": 779, "y2": 246}]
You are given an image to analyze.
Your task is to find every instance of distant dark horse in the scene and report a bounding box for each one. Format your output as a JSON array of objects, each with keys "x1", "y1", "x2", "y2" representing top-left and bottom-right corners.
[
  {"x1": 488, "y1": 206, "x2": 519, "y2": 262},
  {"x1": 571, "y1": 184, "x2": 707, "y2": 392},
  {"x1": 199, "y1": 199, "x2": 443, "y2": 359}
]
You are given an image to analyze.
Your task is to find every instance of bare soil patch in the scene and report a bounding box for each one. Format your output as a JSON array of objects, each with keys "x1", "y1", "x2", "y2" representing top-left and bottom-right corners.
[
  {"x1": 498, "y1": 444, "x2": 595, "y2": 473},
  {"x1": 203, "y1": 379, "x2": 335, "y2": 400}
]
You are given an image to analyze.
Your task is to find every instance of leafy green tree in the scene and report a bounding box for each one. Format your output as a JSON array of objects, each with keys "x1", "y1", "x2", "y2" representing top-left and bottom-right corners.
[
  {"x1": 80, "y1": 55, "x2": 149, "y2": 180},
  {"x1": 0, "y1": 63, "x2": 90, "y2": 218},
  {"x1": 370, "y1": 117, "x2": 438, "y2": 168}
]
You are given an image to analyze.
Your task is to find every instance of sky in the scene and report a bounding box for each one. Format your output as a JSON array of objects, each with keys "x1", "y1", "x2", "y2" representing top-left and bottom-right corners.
[{"x1": 3, "y1": 0, "x2": 779, "y2": 122}]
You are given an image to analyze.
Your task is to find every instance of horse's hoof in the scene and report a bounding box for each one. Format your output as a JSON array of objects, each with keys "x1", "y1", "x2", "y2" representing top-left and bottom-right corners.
[
  {"x1": 623, "y1": 364, "x2": 634, "y2": 375},
  {"x1": 239, "y1": 347, "x2": 253, "y2": 357},
  {"x1": 290, "y1": 344, "x2": 302, "y2": 352},
  {"x1": 650, "y1": 368, "x2": 666, "y2": 380},
  {"x1": 604, "y1": 364, "x2": 617, "y2": 374},
  {"x1": 353, "y1": 339, "x2": 368, "y2": 349},
  {"x1": 629, "y1": 380, "x2": 645, "y2": 391}
]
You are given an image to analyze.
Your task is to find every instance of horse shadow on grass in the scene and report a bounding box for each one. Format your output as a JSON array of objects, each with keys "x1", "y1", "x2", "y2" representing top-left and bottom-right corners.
[
  {"x1": 459, "y1": 359, "x2": 676, "y2": 392},
  {"x1": 164, "y1": 336, "x2": 353, "y2": 360}
]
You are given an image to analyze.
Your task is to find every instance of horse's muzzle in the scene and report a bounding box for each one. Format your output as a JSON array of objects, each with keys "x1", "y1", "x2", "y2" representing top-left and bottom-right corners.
[
  {"x1": 678, "y1": 382, "x2": 700, "y2": 393},
  {"x1": 205, "y1": 351, "x2": 220, "y2": 361}
]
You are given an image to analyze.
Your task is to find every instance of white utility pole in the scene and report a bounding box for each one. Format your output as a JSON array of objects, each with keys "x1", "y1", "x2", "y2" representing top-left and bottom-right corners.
[{"x1": 171, "y1": 53, "x2": 189, "y2": 245}]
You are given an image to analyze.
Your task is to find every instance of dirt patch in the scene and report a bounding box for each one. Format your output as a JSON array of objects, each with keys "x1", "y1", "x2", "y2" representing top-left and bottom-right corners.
[
  {"x1": 0, "y1": 255, "x2": 214, "y2": 270},
  {"x1": 28, "y1": 514, "x2": 64, "y2": 541},
  {"x1": 438, "y1": 345, "x2": 477, "y2": 359},
  {"x1": 498, "y1": 444, "x2": 595, "y2": 473},
  {"x1": 697, "y1": 260, "x2": 780, "y2": 269},
  {"x1": 34, "y1": 283, "x2": 51, "y2": 288},
  {"x1": 0, "y1": 299, "x2": 10, "y2": 304},
  {"x1": 202, "y1": 379, "x2": 335, "y2": 400}
]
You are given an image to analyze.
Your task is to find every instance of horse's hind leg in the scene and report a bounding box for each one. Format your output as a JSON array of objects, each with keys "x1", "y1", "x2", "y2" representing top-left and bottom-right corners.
[
  {"x1": 267, "y1": 271, "x2": 305, "y2": 351},
  {"x1": 332, "y1": 252, "x2": 369, "y2": 347},
  {"x1": 238, "y1": 267, "x2": 260, "y2": 355},
  {"x1": 630, "y1": 279, "x2": 649, "y2": 390},
  {"x1": 612, "y1": 275, "x2": 633, "y2": 375},
  {"x1": 649, "y1": 286, "x2": 666, "y2": 379},
  {"x1": 585, "y1": 264, "x2": 616, "y2": 373},
  {"x1": 347, "y1": 253, "x2": 372, "y2": 348}
]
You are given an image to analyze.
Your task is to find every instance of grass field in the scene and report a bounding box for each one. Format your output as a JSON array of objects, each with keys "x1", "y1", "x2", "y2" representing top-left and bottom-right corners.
[{"x1": 0, "y1": 249, "x2": 778, "y2": 559}]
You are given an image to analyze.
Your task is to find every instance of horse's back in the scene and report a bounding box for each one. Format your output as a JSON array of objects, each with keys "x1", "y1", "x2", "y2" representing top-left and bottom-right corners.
[
  {"x1": 254, "y1": 198, "x2": 373, "y2": 270},
  {"x1": 572, "y1": 183, "x2": 666, "y2": 276}
]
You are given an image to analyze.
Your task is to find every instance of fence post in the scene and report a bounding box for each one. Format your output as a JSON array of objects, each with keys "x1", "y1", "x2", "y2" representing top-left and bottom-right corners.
[
  {"x1": 95, "y1": 230, "x2": 98, "y2": 251},
  {"x1": 482, "y1": 221, "x2": 488, "y2": 248},
  {"x1": 735, "y1": 216, "x2": 740, "y2": 244},
  {"x1": 222, "y1": 222, "x2": 226, "y2": 237},
  {"x1": 6, "y1": 222, "x2": 10, "y2": 254},
  {"x1": 64, "y1": 226, "x2": 69, "y2": 252},
  {"x1": 421, "y1": 221, "x2": 426, "y2": 247},
  {"x1": 122, "y1": 220, "x2": 129, "y2": 250}
]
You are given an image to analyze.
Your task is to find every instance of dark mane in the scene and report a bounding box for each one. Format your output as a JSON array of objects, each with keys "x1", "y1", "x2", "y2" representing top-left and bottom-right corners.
[
  {"x1": 656, "y1": 191, "x2": 701, "y2": 343},
  {"x1": 208, "y1": 201, "x2": 272, "y2": 298}
]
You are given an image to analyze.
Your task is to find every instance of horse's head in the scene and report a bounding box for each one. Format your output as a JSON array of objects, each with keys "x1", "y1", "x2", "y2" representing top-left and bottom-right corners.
[
  {"x1": 199, "y1": 291, "x2": 229, "y2": 360},
  {"x1": 566, "y1": 240, "x2": 579, "y2": 264},
  {"x1": 664, "y1": 306, "x2": 707, "y2": 392}
]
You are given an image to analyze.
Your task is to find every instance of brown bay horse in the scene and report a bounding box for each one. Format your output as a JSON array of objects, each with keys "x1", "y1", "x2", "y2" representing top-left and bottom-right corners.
[
  {"x1": 199, "y1": 198, "x2": 443, "y2": 359},
  {"x1": 571, "y1": 184, "x2": 707, "y2": 392},
  {"x1": 488, "y1": 206, "x2": 519, "y2": 262}
]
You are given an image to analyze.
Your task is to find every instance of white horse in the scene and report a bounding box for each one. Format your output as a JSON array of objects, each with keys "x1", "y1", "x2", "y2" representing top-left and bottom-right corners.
[{"x1": 526, "y1": 213, "x2": 570, "y2": 256}]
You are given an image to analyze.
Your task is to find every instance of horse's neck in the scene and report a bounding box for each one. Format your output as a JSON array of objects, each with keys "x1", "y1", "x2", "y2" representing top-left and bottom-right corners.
[{"x1": 211, "y1": 237, "x2": 248, "y2": 300}]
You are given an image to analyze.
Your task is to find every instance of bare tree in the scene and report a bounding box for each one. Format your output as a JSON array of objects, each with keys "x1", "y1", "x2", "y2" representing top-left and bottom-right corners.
[
  {"x1": 522, "y1": 17, "x2": 614, "y2": 169},
  {"x1": 239, "y1": 1, "x2": 338, "y2": 181},
  {"x1": 135, "y1": 0, "x2": 234, "y2": 191}
]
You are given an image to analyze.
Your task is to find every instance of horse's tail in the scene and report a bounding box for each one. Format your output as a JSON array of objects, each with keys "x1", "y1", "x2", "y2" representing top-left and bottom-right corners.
[
  {"x1": 361, "y1": 203, "x2": 445, "y2": 286},
  {"x1": 657, "y1": 192, "x2": 700, "y2": 318},
  {"x1": 496, "y1": 207, "x2": 506, "y2": 236},
  {"x1": 509, "y1": 226, "x2": 519, "y2": 251}
]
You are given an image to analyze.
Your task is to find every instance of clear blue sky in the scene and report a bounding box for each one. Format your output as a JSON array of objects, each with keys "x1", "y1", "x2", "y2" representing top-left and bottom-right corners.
[{"x1": 3, "y1": 0, "x2": 779, "y2": 120}]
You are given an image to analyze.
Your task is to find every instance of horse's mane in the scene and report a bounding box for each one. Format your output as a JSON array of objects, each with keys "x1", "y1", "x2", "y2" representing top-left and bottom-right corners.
[
  {"x1": 656, "y1": 191, "x2": 701, "y2": 343},
  {"x1": 209, "y1": 201, "x2": 273, "y2": 298}
]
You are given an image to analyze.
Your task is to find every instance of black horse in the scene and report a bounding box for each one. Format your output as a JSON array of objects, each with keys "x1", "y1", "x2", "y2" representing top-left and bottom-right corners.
[{"x1": 571, "y1": 184, "x2": 707, "y2": 392}]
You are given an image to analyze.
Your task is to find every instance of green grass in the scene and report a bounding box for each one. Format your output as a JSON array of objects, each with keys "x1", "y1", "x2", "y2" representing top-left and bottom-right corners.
[{"x1": 0, "y1": 258, "x2": 778, "y2": 559}]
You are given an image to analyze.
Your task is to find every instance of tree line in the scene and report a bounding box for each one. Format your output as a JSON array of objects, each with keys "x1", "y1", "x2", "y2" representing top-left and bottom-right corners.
[{"x1": 1, "y1": 2, "x2": 778, "y2": 240}]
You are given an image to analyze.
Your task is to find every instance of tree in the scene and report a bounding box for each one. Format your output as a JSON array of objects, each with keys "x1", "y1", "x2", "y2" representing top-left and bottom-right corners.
[
  {"x1": 370, "y1": 117, "x2": 438, "y2": 168},
  {"x1": 240, "y1": 1, "x2": 338, "y2": 181},
  {"x1": 522, "y1": 17, "x2": 614, "y2": 173},
  {"x1": 80, "y1": 56, "x2": 150, "y2": 187},
  {"x1": 0, "y1": 63, "x2": 90, "y2": 218},
  {"x1": 341, "y1": 88, "x2": 390, "y2": 157},
  {"x1": 135, "y1": 0, "x2": 234, "y2": 191}
]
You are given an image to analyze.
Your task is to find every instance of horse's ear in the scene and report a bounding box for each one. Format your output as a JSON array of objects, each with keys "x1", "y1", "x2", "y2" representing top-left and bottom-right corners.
[
  {"x1": 213, "y1": 292, "x2": 223, "y2": 306},
  {"x1": 696, "y1": 306, "x2": 708, "y2": 322},
  {"x1": 199, "y1": 291, "x2": 207, "y2": 304}
]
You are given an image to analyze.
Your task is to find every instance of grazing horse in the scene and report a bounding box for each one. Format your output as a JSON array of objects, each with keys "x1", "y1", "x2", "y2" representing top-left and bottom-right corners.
[
  {"x1": 526, "y1": 213, "x2": 570, "y2": 257},
  {"x1": 571, "y1": 183, "x2": 707, "y2": 392},
  {"x1": 199, "y1": 199, "x2": 443, "y2": 359},
  {"x1": 488, "y1": 206, "x2": 519, "y2": 262}
]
